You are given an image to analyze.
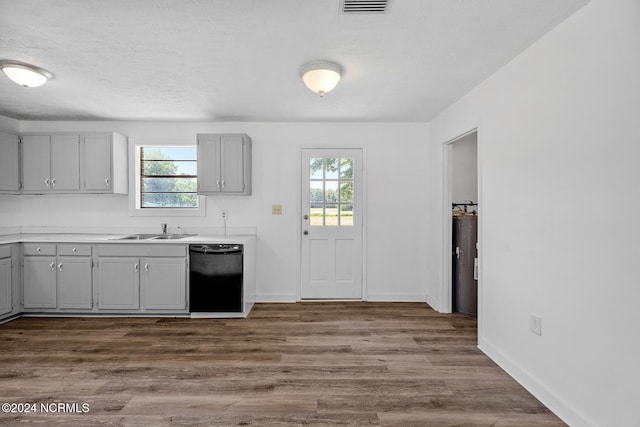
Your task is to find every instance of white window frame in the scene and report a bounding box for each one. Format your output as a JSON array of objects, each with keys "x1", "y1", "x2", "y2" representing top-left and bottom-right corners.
[{"x1": 129, "y1": 142, "x2": 206, "y2": 217}]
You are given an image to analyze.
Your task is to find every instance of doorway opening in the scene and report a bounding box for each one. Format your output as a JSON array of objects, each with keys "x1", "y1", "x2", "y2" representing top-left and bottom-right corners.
[{"x1": 443, "y1": 130, "x2": 478, "y2": 316}]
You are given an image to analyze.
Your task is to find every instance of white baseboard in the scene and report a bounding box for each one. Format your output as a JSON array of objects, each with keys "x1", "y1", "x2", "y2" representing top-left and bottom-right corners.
[
  {"x1": 479, "y1": 337, "x2": 594, "y2": 427},
  {"x1": 425, "y1": 292, "x2": 440, "y2": 311},
  {"x1": 255, "y1": 294, "x2": 297, "y2": 303},
  {"x1": 366, "y1": 293, "x2": 427, "y2": 302}
]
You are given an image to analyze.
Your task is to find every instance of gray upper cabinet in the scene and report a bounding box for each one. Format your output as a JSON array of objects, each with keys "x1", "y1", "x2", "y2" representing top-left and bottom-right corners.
[
  {"x1": 22, "y1": 134, "x2": 80, "y2": 193},
  {"x1": 50, "y1": 134, "x2": 81, "y2": 191},
  {"x1": 22, "y1": 135, "x2": 53, "y2": 192},
  {"x1": 0, "y1": 132, "x2": 20, "y2": 194},
  {"x1": 20, "y1": 132, "x2": 128, "y2": 194},
  {"x1": 197, "y1": 133, "x2": 251, "y2": 195},
  {"x1": 82, "y1": 132, "x2": 128, "y2": 194}
]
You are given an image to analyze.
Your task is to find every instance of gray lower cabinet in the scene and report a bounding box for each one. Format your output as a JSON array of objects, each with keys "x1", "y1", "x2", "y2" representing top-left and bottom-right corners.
[
  {"x1": 96, "y1": 245, "x2": 187, "y2": 313},
  {"x1": 57, "y1": 256, "x2": 93, "y2": 309},
  {"x1": 97, "y1": 257, "x2": 140, "y2": 310},
  {"x1": 23, "y1": 244, "x2": 93, "y2": 311},
  {"x1": 0, "y1": 252, "x2": 13, "y2": 316},
  {"x1": 23, "y1": 256, "x2": 57, "y2": 309},
  {"x1": 1, "y1": 245, "x2": 22, "y2": 319},
  {"x1": 141, "y1": 258, "x2": 187, "y2": 310}
]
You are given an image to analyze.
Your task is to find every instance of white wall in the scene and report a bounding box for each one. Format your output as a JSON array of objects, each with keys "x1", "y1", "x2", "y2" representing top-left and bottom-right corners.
[
  {"x1": 451, "y1": 132, "x2": 478, "y2": 204},
  {"x1": 5, "y1": 121, "x2": 430, "y2": 302},
  {"x1": 427, "y1": 0, "x2": 639, "y2": 425}
]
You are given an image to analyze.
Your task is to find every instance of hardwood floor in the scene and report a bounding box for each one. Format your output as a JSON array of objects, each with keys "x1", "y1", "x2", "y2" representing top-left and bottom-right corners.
[{"x1": 0, "y1": 302, "x2": 565, "y2": 426}]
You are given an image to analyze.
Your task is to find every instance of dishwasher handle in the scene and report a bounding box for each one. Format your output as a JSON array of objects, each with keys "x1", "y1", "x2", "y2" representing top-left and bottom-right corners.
[{"x1": 190, "y1": 244, "x2": 242, "y2": 254}]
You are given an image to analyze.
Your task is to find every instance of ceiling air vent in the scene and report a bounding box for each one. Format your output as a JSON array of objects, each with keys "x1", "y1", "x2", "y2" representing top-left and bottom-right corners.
[{"x1": 341, "y1": 0, "x2": 391, "y2": 14}]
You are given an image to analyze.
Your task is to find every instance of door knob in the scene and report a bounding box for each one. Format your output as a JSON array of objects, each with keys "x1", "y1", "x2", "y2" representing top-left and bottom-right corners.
[{"x1": 303, "y1": 230, "x2": 309, "y2": 235}]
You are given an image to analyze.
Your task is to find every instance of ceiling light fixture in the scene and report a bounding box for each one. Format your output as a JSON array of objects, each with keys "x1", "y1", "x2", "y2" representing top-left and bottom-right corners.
[
  {"x1": 0, "y1": 60, "x2": 53, "y2": 88},
  {"x1": 300, "y1": 61, "x2": 343, "y2": 97}
]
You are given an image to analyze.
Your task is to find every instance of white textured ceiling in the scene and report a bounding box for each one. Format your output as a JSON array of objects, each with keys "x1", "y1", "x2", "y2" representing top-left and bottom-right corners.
[{"x1": 0, "y1": 0, "x2": 589, "y2": 122}]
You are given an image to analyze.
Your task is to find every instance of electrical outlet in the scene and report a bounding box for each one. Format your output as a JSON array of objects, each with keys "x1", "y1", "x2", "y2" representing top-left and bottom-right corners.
[
  {"x1": 272, "y1": 205, "x2": 282, "y2": 215},
  {"x1": 529, "y1": 314, "x2": 542, "y2": 336},
  {"x1": 221, "y1": 210, "x2": 228, "y2": 220}
]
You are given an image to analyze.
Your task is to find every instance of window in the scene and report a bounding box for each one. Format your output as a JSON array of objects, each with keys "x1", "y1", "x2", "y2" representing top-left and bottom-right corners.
[
  {"x1": 139, "y1": 146, "x2": 198, "y2": 208},
  {"x1": 309, "y1": 157, "x2": 354, "y2": 226}
]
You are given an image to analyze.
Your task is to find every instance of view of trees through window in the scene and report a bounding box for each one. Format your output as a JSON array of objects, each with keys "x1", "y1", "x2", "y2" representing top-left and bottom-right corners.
[
  {"x1": 310, "y1": 157, "x2": 354, "y2": 226},
  {"x1": 140, "y1": 147, "x2": 198, "y2": 208}
]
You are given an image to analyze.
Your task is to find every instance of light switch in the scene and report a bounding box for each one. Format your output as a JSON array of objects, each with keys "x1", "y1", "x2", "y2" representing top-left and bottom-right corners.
[{"x1": 272, "y1": 205, "x2": 282, "y2": 215}]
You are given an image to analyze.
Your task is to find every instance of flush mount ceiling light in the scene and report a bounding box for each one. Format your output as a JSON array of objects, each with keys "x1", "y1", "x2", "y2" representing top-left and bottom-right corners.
[
  {"x1": 300, "y1": 61, "x2": 343, "y2": 97},
  {"x1": 0, "y1": 60, "x2": 53, "y2": 88}
]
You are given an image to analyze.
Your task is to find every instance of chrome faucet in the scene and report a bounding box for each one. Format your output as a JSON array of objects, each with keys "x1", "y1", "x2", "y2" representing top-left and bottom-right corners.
[{"x1": 161, "y1": 223, "x2": 167, "y2": 235}]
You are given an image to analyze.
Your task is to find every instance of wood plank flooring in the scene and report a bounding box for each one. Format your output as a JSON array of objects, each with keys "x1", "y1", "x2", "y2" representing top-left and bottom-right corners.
[{"x1": 0, "y1": 302, "x2": 565, "y2": 426}]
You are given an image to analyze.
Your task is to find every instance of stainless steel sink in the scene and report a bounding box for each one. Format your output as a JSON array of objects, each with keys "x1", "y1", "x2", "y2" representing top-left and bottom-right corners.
[
  {"x1": 113, "y1": 234, "x2": 158, "y2": 240},
  {"x1": 111, "y1": 233, "x2": 196, "y2": 240},
  {"x1": 150, "y1": 234, "x2": 196, "y2": 240}
]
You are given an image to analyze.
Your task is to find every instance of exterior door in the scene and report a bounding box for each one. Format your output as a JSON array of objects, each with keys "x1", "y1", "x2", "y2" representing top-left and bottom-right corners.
[{"x1": 301, "y1": 149, "x2": 363, "y2": 299}]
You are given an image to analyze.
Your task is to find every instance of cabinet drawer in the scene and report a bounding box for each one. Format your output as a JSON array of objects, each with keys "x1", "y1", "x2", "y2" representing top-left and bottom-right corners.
[
  {"x1": 23, "y1": 244, "x2": 57, "y2": 256},
  {"x1": 0, "y1": 246, "x2": 11, "y2": 259},
  {"x1": 58, "y1": 244, "x2": 92, "y2": 256},
  {"x1": 97, "y1": 244, "x2": 187, "y2": 257}
]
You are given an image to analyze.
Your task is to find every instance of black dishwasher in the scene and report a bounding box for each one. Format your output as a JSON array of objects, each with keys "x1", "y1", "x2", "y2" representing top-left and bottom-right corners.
[{"x1": 189, "y1": 244, "x2": 243, "y2": 312}]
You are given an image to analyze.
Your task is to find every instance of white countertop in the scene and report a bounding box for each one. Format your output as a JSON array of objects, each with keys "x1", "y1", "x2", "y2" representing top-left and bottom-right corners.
[{"x1": 0, "y1": 233, "x2": 255, "y2": 245}]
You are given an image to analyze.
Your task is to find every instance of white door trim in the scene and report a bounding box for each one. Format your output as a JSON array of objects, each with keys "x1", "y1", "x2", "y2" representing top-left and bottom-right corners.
[
  {"x1": 296, "y1": 145, "x2": 368, "y2": 302},
  {"x1": 441, "y1": 127, "x2": 481, "y2": 314}
]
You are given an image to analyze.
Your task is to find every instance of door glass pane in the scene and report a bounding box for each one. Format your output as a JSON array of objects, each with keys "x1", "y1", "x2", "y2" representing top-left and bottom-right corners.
[
  {"x1": 310, "y1": 203, "x2": 323, "y2": 226},
  {"x1": 325, "y1": 181, "x2": 339, "y2": 204},
  {"x1": 340, "y1": 158, "x2": 353, "y2": 179},
  {"x1": 310, "y1": 181, "x2": 324, "y2": 202},
  {"x1": 340, "y1": 181, "x2": 353, "y2": 203},
  {"x1": 325, "y1": 204, "x2": 338, "y2": 226},
  {"x1": 340, "y1": 204, "x2": 354, "y2": 226},
  {"x1": 325, "y1": 158, "x2": 339, "y2": 179},
  {"x1": 310, "y1": 158, "x2": 323, "y2": 179}
]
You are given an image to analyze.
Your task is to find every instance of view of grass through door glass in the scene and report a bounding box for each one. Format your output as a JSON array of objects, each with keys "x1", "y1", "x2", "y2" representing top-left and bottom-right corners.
[
  {"x1": 140, "y1": 147, "x2": 198, "y2": 208},
  {"x1": 310, "y1": 157, "x2": 354, "y2": 226}
]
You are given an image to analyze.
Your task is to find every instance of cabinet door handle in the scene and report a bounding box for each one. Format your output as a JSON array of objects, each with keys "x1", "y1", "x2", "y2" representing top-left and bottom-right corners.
[
  {"x1": 105, "y1": 177, "x2": 110, "y2": 186},
  {"x1": 58, "y1": 263, "x2": 63, "y2": 272},
  {"x1": 221, "y1": 180, "x2": 225, "y2": 189},
  {"x1": 36, "y1": 247, "x2": 41, "y2": 253},
  {"x1": 216, "y1": 179, "x2": 221, "y2": 189},
  {"x1": 144, "y1": 263, "x2": 149, "y2": 272},
  {"x1": 51, "y1": 178, "x2": 56, "y2": 186},
  {"x1": 50, "y1": 262, "x2": 55, "y2": 271},
  {"x1": 44, "y1": 178, "x2": 50, "y2": 187},
  {"x1": 72, "y1": 247, "x2": 77, "y2": 253},
  {"x1": 134, "y1": 263, "x2": 139, "y2": 272}
]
